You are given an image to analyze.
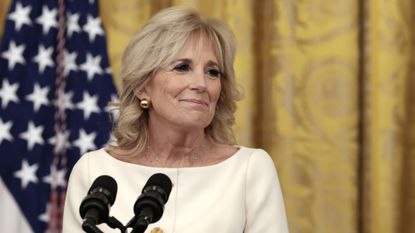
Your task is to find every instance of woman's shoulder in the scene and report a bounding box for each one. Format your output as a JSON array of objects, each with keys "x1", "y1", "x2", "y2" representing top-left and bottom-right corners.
[
  {"x1": 235, "y1": 146, "x2": 276, "y2": 170},
  {"x1": 78, "y1": 148, "x2": 108, "y2": 159},
  {"x1": 236, "y1": 146, "x2": 272, "y2": 161},
  {"x1": 72, "y1": 148, "x2": 111, "y2": 169}
]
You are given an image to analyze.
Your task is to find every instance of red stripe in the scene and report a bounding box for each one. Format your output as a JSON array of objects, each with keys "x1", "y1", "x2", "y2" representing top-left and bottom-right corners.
[{"x1": 49, "y1": 0, "x2": 68, "y2": 232}]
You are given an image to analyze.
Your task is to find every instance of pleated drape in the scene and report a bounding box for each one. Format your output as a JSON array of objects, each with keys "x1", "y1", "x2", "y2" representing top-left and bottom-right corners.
[
  {"x1": 363, "y1": 1, "x2": 415, "y2": 233},
  {"x1": 259, "y1": 1, "x2": 360, "y2": 232},
  {"x1": 0, "y1": 0, "x2": 414, "y2": 233}
]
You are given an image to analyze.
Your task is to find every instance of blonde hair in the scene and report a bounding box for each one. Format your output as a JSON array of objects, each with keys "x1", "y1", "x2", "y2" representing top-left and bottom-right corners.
[{"x1": 109, "y1": 6, "x2": 242, "y2": 156}]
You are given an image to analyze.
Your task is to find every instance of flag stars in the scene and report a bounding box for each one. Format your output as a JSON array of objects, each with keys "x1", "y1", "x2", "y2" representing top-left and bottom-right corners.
[
  {"x1": 1, "y1": 41, "x2": 26, "y2": 70},
  {"x1": 35, "y1": 6, "x2": 58, "y2": 34},
  {"x1": 38, "y1": 204, "x2": 50, "y2": 223},
  {"x1": 73, "y1": 129, "x2": 97, "y2": 154},
  {"x1": 25, "y1": 83, "x2": 50, "y2": 111},
  {"x1": 66, "y1": 12, "x2": 81, "y2": 38},
  {"x1": 80, "y1": 53, "x2": 103, "y2": 81},
  {"x1": 83, "y1": 15, "x2": 104, "y2": 42},
  {"x1": 77, "y1": 92, "x2": 100, "y2": 119},
  {"x1": 32, "y1": 45, "x2": 54, "y2": 73},
  {"x1": 42, "y1": 166, "x2": 66, "y2": 189},
  {"x1": 55, "y1": 90, "x2": 74, "y2": 113},
  {"x1": 63, "y1": 50, "x2": 78, "y2": 77},
  {"x1": 7, "y1": 2, "x2": 32, "y2": 31},
  {"x1": 48, "y1": 130, "x2": 70, "y2": 154},
  {"x1": 14, "y1": 159, "x2": 39, "y2": 189},
  {"x1": 0, "y1": 79, "x2": 19, "y2": 108},
  {"x1": 0, "y1": 118, "x2": 13, "y2": 144},
  {"x1": 1, "y1": 1, "x2": 119, "y2": 228},
  {"x1": 19, "y1": 121, "x2": 44, "y2": 151}
]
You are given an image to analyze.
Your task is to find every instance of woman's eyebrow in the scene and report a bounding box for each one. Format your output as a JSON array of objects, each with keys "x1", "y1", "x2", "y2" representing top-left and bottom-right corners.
[
  {"x1": 172, "y1": 58, "x2": 219, "y2": 67},
  {"x1": 206, "y1": 60, "x2": 219, "y2": 67},
  {"x1": 173, "y1": 58, "x2": 192, "y2": 63}
]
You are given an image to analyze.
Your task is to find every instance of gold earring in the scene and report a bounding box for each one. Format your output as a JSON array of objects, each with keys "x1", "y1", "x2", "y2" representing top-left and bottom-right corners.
[{"x1": 140, "y1": 99, "x2": 150, "y2": 109}]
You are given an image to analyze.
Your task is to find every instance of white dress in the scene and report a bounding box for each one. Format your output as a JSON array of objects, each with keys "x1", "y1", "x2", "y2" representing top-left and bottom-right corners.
[{"x1": 62, "y1": 146, "x2": 289, "y2": 233}]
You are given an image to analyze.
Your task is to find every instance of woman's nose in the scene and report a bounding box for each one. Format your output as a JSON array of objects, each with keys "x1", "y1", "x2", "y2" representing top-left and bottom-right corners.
[{"x1": 189, "y1": 69, "x2": 207, "y2": 92}]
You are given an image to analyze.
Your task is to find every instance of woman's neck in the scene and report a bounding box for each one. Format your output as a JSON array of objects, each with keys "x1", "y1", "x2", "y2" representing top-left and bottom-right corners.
[{"x1": 146, "y1": 126, "x2": 208, "y2": 165}]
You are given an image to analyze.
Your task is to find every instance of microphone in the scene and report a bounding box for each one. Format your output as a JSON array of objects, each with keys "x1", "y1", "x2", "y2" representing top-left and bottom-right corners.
[
  {"x1": 128, "y1": 173, "x2": 173, "y2": 233},
  {"x1": 79, "y1": 175, "x2": 117, "y2": 232}
]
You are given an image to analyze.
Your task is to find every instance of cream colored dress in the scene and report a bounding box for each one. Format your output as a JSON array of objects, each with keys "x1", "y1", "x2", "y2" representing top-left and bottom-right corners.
[{"x1": 62, "y1": 146, "x2": 289, "y2": 233}]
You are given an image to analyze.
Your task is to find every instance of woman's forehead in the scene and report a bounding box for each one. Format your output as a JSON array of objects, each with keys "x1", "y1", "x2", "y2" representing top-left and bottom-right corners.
[
  {"x1": 174, "y1": 33, "x2": 221, "y2": 65},
  {"x1": 180, "y1": 40, "x2": 216, "y2": 59}
]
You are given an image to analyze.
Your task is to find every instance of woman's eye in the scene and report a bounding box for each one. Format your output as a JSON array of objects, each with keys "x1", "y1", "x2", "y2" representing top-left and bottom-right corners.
[
  {"x1": 206, "y1": 68, "x2": 221, "y2": 79},
  {"x1": 173, "y1": 63, "x2": 191, "y2": 72}
]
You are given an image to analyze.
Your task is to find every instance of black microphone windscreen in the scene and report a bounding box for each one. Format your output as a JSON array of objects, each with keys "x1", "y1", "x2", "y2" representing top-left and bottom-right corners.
[
  {"x1": 89, "y1": 175, "x2": 118, "y2": 205},
  {"x1": 144, "y1": 173, "x2": 172, "y2": 199}
]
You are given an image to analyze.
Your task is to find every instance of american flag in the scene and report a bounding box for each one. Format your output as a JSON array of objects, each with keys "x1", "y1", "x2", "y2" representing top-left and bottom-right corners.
[{"x1": 0, "y1": 0, "x2": 117, "y2": 232}]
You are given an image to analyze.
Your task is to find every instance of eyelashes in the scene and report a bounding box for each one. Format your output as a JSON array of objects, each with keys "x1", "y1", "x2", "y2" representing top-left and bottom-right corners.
[
  {"x1": 173, "y1": 63, "x2": 191, "y2": 72},
  {"x1": 206, "y1": 68, "x2": 221, "y2": 78},
  {"x1": 172, "y1": 62, "x2": 222, "y2": 79}
]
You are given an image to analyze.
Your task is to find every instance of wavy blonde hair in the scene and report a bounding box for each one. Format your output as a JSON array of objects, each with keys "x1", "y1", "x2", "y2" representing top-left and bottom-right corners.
[{"x1": 109, "y1": 6, "x2": 242, "y2": 156}]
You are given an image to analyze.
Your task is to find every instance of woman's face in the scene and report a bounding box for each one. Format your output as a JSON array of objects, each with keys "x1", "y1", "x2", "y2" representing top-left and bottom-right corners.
[{"x1": 139, "y1": 37, "x2": 222, "y2": 131}]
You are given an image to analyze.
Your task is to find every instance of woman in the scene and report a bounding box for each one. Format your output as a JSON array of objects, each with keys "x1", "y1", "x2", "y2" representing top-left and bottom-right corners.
[{"x1": 63, "y1": 6, "x2": 289, "y2": 233}]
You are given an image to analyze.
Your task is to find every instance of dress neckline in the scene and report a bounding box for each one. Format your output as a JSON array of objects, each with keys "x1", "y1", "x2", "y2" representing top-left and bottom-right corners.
[{"x1": 101, "y1": 145, "x2": 245, "y2": 171}]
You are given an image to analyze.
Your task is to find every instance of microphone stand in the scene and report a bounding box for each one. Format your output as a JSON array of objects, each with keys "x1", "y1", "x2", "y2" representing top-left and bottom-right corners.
[
  {"x1": 82, "y1": 216, "x2": 126, "y2": 233},
  {"x1": 107, "y1": 216, "x2": 127, "y2": 233},
  {"x1": 82, "y1": 221, "x2": 104, "y2": 233},
  {"x1": 125, "y1": 215, "x2": 151, "y2": 233}
]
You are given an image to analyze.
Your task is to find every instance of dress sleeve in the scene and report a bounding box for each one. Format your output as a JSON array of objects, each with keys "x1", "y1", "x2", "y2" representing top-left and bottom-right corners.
[
  {"x1": 62, "y1": 153, "x2": 91, "y2": 233},
  {"x1": 244, "y1": 149, "x2": 290, "y2": 233}
]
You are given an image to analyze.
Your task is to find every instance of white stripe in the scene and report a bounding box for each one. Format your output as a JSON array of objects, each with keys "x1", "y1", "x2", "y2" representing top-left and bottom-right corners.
[{"x1": 0, "y1": 178, "x2": 33, "y2": 233}]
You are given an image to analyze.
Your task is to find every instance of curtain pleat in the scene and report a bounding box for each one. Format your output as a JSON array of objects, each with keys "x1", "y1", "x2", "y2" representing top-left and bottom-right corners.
[
  {"x1": 363, "y1": 1, "x2": 415, "y2": 233},
  {"x1": 267, "y1": 1, "x2": 359, "y2": 232}
]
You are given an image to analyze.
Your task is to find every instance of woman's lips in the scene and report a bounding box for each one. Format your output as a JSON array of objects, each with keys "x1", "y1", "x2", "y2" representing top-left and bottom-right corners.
[{"x1": 180, "y1": 98, "x2": 208, "y2": 106}]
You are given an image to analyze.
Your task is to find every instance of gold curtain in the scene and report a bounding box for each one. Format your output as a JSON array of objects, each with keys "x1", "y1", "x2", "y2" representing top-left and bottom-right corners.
[{"x1": 0, "y1": 0, "x2": 414, "y2": 233}]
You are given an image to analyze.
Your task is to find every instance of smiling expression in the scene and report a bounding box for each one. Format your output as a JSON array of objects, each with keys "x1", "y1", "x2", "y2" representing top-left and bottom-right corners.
[{"x1": 137, "y1": 35, "x2": 222, "y2": 131}]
